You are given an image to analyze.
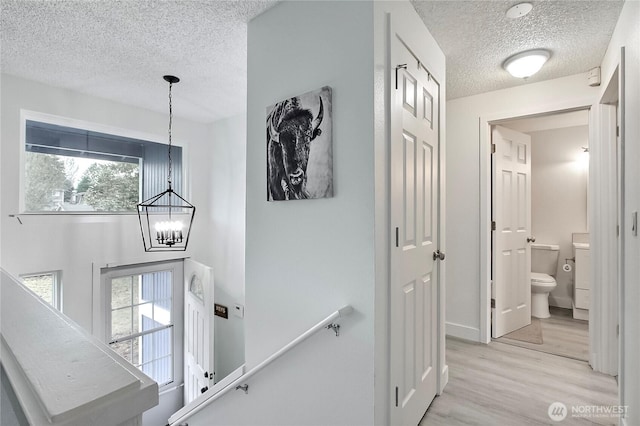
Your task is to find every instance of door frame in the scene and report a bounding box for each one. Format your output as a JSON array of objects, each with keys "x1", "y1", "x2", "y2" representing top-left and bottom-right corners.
[
  {"x1": 479, "y1": 98, "x2": 595, "y2": 344},
  {"x1": 480, "y1": 91, "x2": 623, "y2": 379},
  {"x1": 593, "y1": 47, "x2": 625, "y2": 394}
]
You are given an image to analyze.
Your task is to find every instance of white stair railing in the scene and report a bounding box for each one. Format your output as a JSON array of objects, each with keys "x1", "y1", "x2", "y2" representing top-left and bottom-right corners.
[
  {"x1": 168, "y1": 304, "x2": 353, "y2": 426},
  {"x1": 0, "y1": 268, "x2": 158, "y2": 426}
]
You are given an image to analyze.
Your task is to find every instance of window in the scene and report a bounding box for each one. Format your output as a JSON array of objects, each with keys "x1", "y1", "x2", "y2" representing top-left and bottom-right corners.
[
  {"x1": 102, "y1": 261, "x2": 183, "y2": 389},
  {"x1": 23, "y1": 116, "x2": 182, "y2": 213},
  {"x1": 20, "y1": 271, "x2": 62, "y2": 310}
]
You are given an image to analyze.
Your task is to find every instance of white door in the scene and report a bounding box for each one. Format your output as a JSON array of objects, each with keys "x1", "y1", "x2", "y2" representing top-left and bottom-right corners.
[
  {"x1": 184, "y1": 259, "x2": 214, "y2": 405},
  {"x1": 390, "y1": 36, "x2": 440, "y2": 426},
  {"x1": 492, "y1": 125, "x2": 532, "y2": 338}
]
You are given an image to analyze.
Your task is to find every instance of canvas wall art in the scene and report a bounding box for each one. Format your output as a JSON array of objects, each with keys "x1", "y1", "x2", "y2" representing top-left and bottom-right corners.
[{"x1": 266, "y1": 86, "x2": 333, "y2": 201}]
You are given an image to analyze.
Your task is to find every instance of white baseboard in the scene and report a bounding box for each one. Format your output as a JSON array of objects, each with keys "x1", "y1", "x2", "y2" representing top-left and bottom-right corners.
[
  {"x1": 446, "y1": 322, "x2": 480, "y2": 342},
  {"x1": 549, "y1": 295, "x2": 573, "y2": 309},
  {"x1": 572, "y1": 302, "x2": 589, "y2": 321},
  {"x1": 439, "y1": 364, "x2": 449, "y2": 395}
]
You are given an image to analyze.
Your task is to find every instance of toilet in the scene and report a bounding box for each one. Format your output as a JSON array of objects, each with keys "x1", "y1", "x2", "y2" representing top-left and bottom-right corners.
[{"x1": 531, "y1": 243, "x2": 560, "y2": 319}]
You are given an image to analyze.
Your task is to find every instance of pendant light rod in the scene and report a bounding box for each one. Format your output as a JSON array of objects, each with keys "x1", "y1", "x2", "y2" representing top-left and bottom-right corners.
[{"x1": 164, "y1": 75, "x2": 179, "y2": 190}]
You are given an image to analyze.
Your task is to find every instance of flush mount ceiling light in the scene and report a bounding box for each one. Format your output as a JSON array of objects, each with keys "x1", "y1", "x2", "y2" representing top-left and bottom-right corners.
[
  {"x1": 137, "y1": 75, "x2": 195, "y2": 252},
  {"x1": 503, "y1": 49, "x2": 551, "y2": 79}
]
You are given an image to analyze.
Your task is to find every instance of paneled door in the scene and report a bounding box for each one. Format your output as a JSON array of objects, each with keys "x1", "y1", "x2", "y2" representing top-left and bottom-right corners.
[
  {"x1": 492, "y1": 125, "x2": 532, "y2": 338},
  {"x1": 390, "y1": 35, "x2": 440, "y2": 426},
  {"x1": 184, "y1": 259, "x2": 214, "y2": 405}
]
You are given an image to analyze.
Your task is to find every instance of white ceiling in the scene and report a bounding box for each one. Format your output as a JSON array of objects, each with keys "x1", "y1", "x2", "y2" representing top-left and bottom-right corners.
[
  {"x1": 411, "y1": 0, "x2": 625, "y2": 100},
  {"x1": 0, "y1": 0, "x2": 277, "y2": 123},
  {"x1": 0, "y1": 1, "x2": 626, "y2": 123}
]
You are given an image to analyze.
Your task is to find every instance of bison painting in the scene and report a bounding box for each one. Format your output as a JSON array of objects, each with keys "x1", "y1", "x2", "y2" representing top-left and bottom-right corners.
[{"x1": 266, "y1": 86, "x2": 332, "y2": 201}]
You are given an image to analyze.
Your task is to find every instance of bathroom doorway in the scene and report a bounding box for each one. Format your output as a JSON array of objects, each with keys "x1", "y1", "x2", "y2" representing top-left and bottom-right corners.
[{"x1": 490, "y1": 109, "x2": 590, "y2": 361}]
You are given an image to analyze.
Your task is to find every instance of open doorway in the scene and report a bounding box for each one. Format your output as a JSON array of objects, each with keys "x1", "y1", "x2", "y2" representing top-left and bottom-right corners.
[
  {"x1": 477, "y1": 60, "x2": 623, "y2": 380},
  {"x1": 490, "y1": 110, "x2": 590, "y2": 361}
]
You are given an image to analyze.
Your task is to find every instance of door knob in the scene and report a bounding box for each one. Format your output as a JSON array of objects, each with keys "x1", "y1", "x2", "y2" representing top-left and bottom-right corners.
[
  {"x1": 527, "y1": 237, "x2": 536, "y2": 243},
  {"x1": 433, "y1": 250, "x2": 445, "y2": 261}
]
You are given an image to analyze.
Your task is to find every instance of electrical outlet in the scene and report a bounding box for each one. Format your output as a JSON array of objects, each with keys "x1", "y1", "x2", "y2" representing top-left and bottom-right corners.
[{"x1": 233, "y1": 304, "x2": 244, "y2": 318}]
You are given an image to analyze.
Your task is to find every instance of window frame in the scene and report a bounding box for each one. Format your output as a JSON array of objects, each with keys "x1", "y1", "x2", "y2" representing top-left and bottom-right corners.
[
  {"x1": 19, "y1": 109, "x2": 189, "y2": 215},
  {"x1": 19, "y1": 270, "x2": 62, "y2": 311},
  {"x1": 100, "y1": 259, "x2": 184, "y2": 392}
]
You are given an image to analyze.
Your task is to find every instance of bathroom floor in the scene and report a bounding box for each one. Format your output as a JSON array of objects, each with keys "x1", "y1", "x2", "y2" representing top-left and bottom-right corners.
[{"x1": 495, "y1": 306, "x2": 589, "y2": 361}]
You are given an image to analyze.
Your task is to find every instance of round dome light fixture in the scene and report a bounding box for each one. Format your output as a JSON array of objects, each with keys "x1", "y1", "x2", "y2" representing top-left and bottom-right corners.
[{"x1": 503, "y1": 49, "x2": 551, "y2": 79}]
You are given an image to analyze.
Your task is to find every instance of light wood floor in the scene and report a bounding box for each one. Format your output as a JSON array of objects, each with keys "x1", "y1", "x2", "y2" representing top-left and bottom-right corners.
[
  {"x1": 420, "y1": 338, "x2": 618, "y2": 425},
  {"x1": 496, "y1": 307, "x2": 589, "y2": 361}
]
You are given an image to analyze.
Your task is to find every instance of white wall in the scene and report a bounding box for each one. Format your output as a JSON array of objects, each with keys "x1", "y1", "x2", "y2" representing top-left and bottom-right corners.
[
  {"x1": 209, "y1": 113, "x2": 246, "y2": 382},
  {"x1": 599, "y1": 1, "x2": 640, "y2": 423},
  {"x1": 446, "y1": 73, "x2": 600, "y2": 340},
  {"x1": 0, "y1": 74, "x2": 213, "y2": 329},
  {"x1": 186, "y1": 2, "x2": 446, "y2": 425},
  {"x1": 0, "y1": 74, "x2": 213, "y2": 425},
  {"x1": 245, "y1": 1, "x2": 375, "y2": 423},
  {"x1": 187, "y1": 1, "x2": 377, "y2": 424},
  {"x1": 529, "y1": 125, "x2": 589, "y2": 308}
]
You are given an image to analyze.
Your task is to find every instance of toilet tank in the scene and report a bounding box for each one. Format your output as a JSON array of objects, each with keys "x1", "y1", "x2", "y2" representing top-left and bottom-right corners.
[{"x1": 531, "y1": 243, "x2": 560, "y2": 276}]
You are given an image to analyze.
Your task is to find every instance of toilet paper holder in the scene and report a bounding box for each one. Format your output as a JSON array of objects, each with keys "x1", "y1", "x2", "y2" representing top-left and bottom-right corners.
[{"x1": 563, "y1": 257, "x2": 575, "y2": 272}]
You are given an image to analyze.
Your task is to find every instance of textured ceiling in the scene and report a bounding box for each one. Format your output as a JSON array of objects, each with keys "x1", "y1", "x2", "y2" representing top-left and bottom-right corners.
[
  {"x1": 0, "y1": 0, "x2": 277, "y2": 123},
  {"x1": 0, "y1": 1, "x2": 626, "y2": 122},
  {"x1": 411, "y1": 0, "x2": 625, "y2": 99}
]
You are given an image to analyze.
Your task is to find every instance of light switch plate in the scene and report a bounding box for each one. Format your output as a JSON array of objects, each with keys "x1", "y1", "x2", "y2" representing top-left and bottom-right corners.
[{"x1": 233, "y1": 304, "x2": 244, "y2": 318}]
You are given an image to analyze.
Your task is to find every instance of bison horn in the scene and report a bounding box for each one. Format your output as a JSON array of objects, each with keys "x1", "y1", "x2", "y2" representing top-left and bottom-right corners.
[
  {"x1": 268, "y1": 115, "x2": 279, "y2": 143},
  {"x1": 268, "y1": 101, "x2": 287, "y2": 143},
  {"x1": 312, "y1": 97, "x2": 324, "y2": 135}
]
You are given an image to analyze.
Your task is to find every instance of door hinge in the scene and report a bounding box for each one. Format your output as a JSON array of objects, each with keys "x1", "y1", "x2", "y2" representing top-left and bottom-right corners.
[
  {"x1": 395, "y1": 64, "x2": 407, "y2": 90},
  {"x1": 491, "y1": 143, "x2": 496, "y2": 154},
  {"x1": 491, "y1": 298, "x2": 496, "y2": 309},
  {"x1": 395, "y1": 227, "x2": 399, "y2": 247},
  {"x1": 616, "y1": 126, "x2": 620, "y2": 137},
  {"x1": 617, "y1": 324, "x2": 620, "y2": 336},
  {"x1": 617, "y1": 225, "x2": 620, "y2": 237},
  {"x1": 395, "y1": 386, "x2": 399, "y2": 407},
  {"x1": 491, "y1": 221, "x2": 496, "y2": 231}
]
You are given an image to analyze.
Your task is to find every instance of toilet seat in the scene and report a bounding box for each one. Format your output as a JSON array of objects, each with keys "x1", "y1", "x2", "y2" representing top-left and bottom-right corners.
[
  {"x1": 531, "y1": 272, "x2": 554, "y2": 282},
  {"x1": 531, "y1": 272, "x2": 555, "y2": 286}
]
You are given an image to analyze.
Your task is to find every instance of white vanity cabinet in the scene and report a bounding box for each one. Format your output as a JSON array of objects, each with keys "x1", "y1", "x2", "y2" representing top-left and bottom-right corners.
[{"x1": 573, "y1": 243, "x2": 590, "y2": 320}]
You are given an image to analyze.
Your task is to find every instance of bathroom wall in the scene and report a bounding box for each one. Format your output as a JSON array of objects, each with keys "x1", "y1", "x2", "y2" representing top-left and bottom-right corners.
[{"x1": 529, "y1": 125, "x2": 589, "y2": 308}]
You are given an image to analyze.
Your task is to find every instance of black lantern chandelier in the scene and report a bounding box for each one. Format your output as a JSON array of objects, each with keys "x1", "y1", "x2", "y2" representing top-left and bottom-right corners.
[{"x1": 137, "y1": 75, "x2": 195, "y2": 252}]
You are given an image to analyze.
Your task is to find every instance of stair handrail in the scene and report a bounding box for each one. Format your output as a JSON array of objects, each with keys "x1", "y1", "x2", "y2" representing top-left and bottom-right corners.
[{"x1": 169, "y1": 304, "x2": 353, "y2": 426}]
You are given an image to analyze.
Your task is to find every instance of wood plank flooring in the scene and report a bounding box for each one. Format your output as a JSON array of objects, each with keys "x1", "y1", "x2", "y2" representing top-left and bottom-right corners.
[
  {"x1": 496, "y1": 307, "x2": 589, "y2": 361},
  {"x1": 420, "y1": 338, "x2": 618, "y2": 425}
]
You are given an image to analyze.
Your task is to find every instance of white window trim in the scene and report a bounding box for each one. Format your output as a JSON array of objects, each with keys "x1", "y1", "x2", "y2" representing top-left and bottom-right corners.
[
  {"x1": 19, "y1": 109, "x2": 190, "y2": 215},
  {"x1": 99, "y1": 259, "x2": 184, "y2": 392},
  {"x1": 20, "y1": 270, "x2": 62, "y2": 311}
]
